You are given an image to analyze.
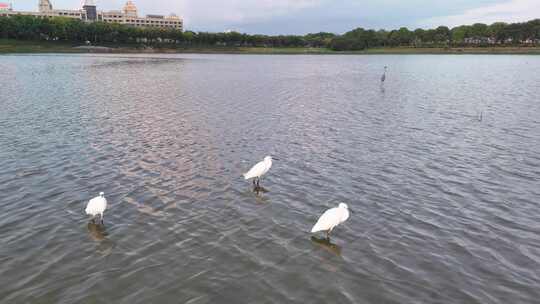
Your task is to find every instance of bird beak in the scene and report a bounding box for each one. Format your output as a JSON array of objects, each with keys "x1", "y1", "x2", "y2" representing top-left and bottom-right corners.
[
  {"x1": 272, "y1": 157, "x2": 280, "y2": 161},
  {"x1": 348, "y1": 208, "x2": 354, "y2": 213}
]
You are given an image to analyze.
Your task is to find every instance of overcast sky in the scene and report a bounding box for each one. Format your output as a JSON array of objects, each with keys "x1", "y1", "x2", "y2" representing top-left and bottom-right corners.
[{"x1": 11, "y1": 0, "x2": 540, "y2": 34}]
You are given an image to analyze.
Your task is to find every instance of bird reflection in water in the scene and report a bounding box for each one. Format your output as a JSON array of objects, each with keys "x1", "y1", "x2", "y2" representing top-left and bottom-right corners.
[
  {"x1": 311, "y1": 236, "x2": 342, "y2": 256},
  {"x1": 253, "y1": 185, "x2": 269, "y2": 195},
  {"x1": 87, "y1": 222, "x2": 108, "y2": 241},
  {"x1": 87, "y1": 222, "x2": 115, "y2": 255}
]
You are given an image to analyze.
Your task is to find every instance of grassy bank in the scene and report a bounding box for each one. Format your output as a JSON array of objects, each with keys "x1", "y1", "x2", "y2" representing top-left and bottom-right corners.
[
  {"x1": 1, "y1": 39, "x2": 540, "y2": 55},
  {"x1": 0, "y1": 39, "x2": 80, "y2": 53},
  {"x1": 360, "y1": 47, "x2": 540, "y2": 54}
]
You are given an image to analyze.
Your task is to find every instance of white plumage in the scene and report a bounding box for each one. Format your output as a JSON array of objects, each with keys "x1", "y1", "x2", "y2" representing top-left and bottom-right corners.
[
  {"x1": 85, "y1": 192, "x2": 107, "y2": 222},
  {"x1": 311, "y1": 203, "x2": 350, "y2": 237},
  {"x1": 243, "y1": 156, "x2": 273, "y2": 181}
]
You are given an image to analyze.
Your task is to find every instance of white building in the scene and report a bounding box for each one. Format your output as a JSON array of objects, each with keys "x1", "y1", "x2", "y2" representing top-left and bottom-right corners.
[
  {"x1": 100, "y1": 1, "x2": 182, "y2": 30},
  {"x1": 0, "y1": 0, "x2": 183, "y2": 30}
]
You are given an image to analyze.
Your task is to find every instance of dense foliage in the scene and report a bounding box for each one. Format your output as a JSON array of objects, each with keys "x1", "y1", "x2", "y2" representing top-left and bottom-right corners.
[
  {"x1": 332, "y1": 20, "x2": 540, "y2": 50},
  {"x1": 0, "y1": 15, "x2": 539, "y2": 50}
]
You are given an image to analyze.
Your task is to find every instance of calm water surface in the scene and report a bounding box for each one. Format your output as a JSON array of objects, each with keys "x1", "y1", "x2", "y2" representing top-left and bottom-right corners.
[{"x1": 0, "y1": 54, "x2": 539, "y2": 303}]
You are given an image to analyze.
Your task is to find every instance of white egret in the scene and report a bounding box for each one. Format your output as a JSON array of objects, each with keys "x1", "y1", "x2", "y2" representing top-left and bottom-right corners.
[
  {"x1": 311, "y1": 203, "x2": 350, "y2": 238},
  {"x1": 243, "y1": 156, "x2": 275, "y2": 187},
  {"x1": 85, "y1": 192, "x2": 107, "y2": 224},
  {"x1": 381, "y1": 66, "x2": 387, "y2": 82}
]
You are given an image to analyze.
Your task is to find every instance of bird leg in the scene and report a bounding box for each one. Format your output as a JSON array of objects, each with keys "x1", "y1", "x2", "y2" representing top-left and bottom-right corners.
[
  {"x1": 100, "y1": 214, "x2": 104, "y2": 225},
  {"x1": 256, "y1": 178, "x2": 260, "y2": 187},
  {"x1": 326, "y1": 230, "x2": 331, "y2": 240}
]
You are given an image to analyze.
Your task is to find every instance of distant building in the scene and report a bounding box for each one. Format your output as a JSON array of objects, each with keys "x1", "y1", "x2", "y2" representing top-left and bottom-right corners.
[
  {"x1": 0, "y1": 0, "x2": 183, "y2": 30},
  {"x1": 39, "y1": 0, "x2": 52, "y2": 13},
  {"x1": 101, "y1": 1, "x2": 182, "y2": 30},
  {"x1": 521, "y1": 38, "x2": 540, "y2": 45},
  {"x1": 0, "y1": 2, "x2": 12, "y2": 11},
  {"x1": 464, "y1": 36, "x2": 496, "y2": 45}
]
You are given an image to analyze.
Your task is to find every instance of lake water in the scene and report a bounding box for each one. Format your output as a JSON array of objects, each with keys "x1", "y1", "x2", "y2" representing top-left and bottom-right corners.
[{"x1": 1, "y1": 53, "x2": 539, "y2": 303}]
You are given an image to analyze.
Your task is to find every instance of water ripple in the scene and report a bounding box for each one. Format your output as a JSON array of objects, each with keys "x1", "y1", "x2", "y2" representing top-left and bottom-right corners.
[{"x1": 0, "y1": 54, "x2": 539, "y2": 303}]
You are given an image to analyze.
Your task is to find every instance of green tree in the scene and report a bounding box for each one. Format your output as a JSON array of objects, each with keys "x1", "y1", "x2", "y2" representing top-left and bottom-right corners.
[{"x1": 434, "y1": 26, "x2": 451, "y2": 43}]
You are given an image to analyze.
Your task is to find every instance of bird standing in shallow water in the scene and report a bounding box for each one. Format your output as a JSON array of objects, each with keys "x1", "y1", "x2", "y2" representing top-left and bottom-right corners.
[
  {"x1": 85, "y1": 192, "x2": 107, "y2": 224},
  {"x1": 243, "y1": 156, "x2": 274, "y2": 188},
  {"x1": 381, "y1": 66, "x2": 387, "y2": 83},
  {"x1": 311, "y1": 203, "x2": 350, "y2": 239}
]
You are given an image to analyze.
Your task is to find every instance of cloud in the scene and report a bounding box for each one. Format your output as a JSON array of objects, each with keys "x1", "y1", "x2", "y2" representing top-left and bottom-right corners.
[
  {"x1": 421, "y1": 0, "x2": 540, "y2": 27},
  {"x1": 173, "y1": 0, "x2": 323, "y2": 30}
]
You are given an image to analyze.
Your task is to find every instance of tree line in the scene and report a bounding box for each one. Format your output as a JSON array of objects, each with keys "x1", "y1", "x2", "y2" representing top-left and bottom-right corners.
[
  {"x1": 1, "y1": 15, "x2": 539, "y2": 50},
  {"x1": 331, "y1": 20, "x2": 540, "y2": 50}
]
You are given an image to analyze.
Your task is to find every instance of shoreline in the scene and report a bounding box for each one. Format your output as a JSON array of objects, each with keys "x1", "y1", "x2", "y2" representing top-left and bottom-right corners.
[{"x1": 1, "y1": 40, "x2": 540, "y2": 55}]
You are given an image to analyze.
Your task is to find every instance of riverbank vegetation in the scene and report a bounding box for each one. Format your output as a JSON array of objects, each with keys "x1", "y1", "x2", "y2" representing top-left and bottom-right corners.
[
  {"x1": 3, "y1": 39, "x2": 539, "y2": 55},
  {"x1": 0, "y1": 15, "x2": 539, "y2": 53}
]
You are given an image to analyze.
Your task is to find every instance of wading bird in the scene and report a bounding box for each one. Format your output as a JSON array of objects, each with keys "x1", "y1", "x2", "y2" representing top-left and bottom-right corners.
[
  {"x1": 311, "y1": 203, "x2": 350, "y2": 239},
  {"x1": 381, "y1": 66, "x2": 387, "y2": 83},
  {"x1": 243, "y1": 156, "x2": 275, "y2": 188},
  {"x1": 85, "y1": 192, "x2": 107, "y2": 224}
]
